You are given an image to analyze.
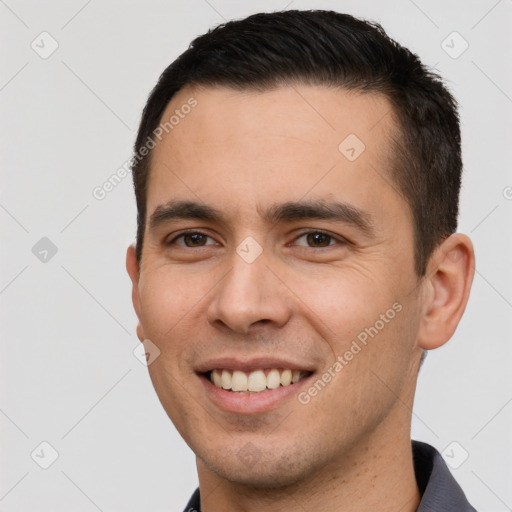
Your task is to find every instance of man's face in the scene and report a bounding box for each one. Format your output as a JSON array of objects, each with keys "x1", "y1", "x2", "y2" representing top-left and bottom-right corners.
[{"x1": 127, "y1": 85, "x2": 426, "y2": 486}]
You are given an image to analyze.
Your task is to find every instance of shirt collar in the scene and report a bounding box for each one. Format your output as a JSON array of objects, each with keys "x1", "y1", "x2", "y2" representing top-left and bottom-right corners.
[{"x1": 412, "y1": 440, "x2": 476, "y2": 511}]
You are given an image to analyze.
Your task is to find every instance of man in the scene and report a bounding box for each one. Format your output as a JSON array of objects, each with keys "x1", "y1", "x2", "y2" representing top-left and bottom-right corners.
[{"x1": 126, "y1": 10, "x2": 476, "y2": 511}]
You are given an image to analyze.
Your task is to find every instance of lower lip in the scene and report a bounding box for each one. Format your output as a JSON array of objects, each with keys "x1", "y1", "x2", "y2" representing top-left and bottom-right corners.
[{"x1": 198, "y1": 373, "x2": 313, "y2": 414}]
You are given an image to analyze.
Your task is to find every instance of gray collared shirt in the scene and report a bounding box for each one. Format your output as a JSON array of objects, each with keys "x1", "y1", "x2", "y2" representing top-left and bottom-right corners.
[{"x1": 183, "y1": 440, "x2": 477, "y2": 511}]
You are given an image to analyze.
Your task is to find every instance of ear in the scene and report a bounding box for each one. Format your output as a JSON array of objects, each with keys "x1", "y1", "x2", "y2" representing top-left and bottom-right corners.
[
  {"x1": 417, "y1": 233, "x2": 475, "y2": 350},
  {"x1": 126, "y1": 244, "x2": 146, "y2": 342}
]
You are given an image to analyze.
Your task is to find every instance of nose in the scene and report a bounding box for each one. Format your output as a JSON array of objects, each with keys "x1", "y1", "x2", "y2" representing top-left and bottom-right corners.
[{"x1": 206, "y1": 251, "x2": 292, "y2": 335}]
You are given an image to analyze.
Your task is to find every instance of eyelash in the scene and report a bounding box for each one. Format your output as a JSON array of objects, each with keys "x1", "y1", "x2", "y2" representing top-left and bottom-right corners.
[{"x1": 166, "y1": 229, "x2": 347, "y2": 249}]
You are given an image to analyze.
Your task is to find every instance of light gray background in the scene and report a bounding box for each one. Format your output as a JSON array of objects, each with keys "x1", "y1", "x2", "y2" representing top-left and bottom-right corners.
[{"x1": 1, "y1": 1, "x2": 511, "y2": 511}]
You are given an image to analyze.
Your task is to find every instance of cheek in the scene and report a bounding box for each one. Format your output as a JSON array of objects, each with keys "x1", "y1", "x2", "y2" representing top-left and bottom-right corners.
[
  {"x1": 302, "y1": 307, "x2": 417, "y2": 445},
  {"x1": 289, "y1": 264, "x2": 396, "y2": 340},
  {"x1": 136, "y1": 269, "x2": 217, "y2": 384},
  {"x1": 295, "y1": 268, "x2": 417, "y2": 402},
  {"x1": 137, "y1": 271, "x2": 209, "y2": 431},
  {"x1": 138, "y1": 269, "x2": 205, "y2": 340}
]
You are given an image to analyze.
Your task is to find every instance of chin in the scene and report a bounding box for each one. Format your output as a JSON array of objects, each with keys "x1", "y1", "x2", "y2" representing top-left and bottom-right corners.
[
  {"x1": 198, "y1": 442, "x2": 321, "y2": 489},
  {"x1": 210, "y1": 463, "x2": 306, "y2": 489}
]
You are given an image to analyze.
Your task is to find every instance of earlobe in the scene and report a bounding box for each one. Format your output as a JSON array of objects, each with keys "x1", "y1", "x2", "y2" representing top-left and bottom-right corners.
[
  {"x1": 417, "y1": 234, "x2": 475, "y2": 350},
  {"x1": 126, "y1": 244, "x2": 145, "y2": 342}
]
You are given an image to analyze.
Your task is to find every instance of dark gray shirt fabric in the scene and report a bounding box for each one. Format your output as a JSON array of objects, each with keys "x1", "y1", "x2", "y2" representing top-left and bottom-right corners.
[{"x1": 183, "y1": 440, "x2": 476, "y2": 511}]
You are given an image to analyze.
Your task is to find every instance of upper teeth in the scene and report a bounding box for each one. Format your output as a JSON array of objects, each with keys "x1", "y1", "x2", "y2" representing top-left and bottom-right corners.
[{"x1": 210, "y1": 369, "x2": 307, "y2": 393}]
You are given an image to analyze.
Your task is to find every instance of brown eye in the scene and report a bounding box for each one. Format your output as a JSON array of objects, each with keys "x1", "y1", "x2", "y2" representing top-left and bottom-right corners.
[
  {"x1": 294, "y1": 231, "x2": 340, "y2": 248},
  {"x1": 183, "y1": 233, "x2": 207, "y2": 247},
  {"x1": 306, "y1": 232, "x2": 332, "y2": 247},
  {"x1": 168, "y1": 232, "x2": 216, "y2": 247}
]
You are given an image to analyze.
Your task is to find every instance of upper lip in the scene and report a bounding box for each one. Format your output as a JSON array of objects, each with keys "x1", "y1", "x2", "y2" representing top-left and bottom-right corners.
[{"x1": 195, "y1": 357, "x2": 316, "y2": 374}]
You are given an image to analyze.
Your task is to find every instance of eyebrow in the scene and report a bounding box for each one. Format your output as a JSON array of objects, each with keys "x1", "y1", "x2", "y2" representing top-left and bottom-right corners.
[{"x1": 148, "y1": 199, "x2": 375, "y2": 237}]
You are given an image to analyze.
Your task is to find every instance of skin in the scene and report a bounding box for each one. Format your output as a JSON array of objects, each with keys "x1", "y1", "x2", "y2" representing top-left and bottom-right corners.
[{"x1": 126, "y1": 84, "x2": 475, "y2": 511}]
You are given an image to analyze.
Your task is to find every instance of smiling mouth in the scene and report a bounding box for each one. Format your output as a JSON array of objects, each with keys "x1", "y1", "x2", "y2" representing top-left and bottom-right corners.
[{"x1": 204, "y1": 368, "x2": 313, "y2": 394}]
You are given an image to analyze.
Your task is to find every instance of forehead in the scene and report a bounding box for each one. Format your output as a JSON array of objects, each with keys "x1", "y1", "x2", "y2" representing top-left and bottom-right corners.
[
  {"x1": 154, "y1": 83, "x2": 395, "y2": 156},
  {"x1": 146, "y1": 84, "x2": 406, "y2": 226}
]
